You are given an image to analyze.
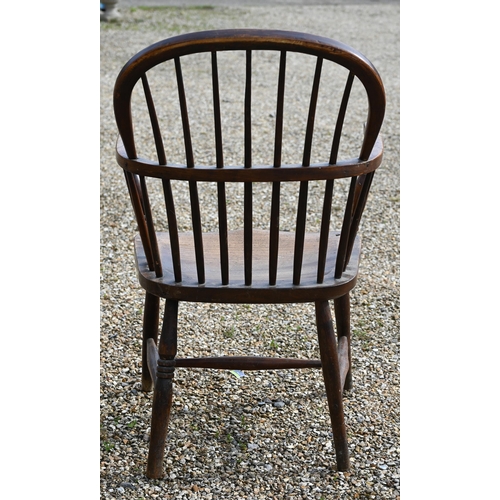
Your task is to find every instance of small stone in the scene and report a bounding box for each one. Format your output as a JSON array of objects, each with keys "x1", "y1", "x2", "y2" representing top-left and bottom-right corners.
[
  {"x1": 119, "y1": 482, "x2": 135, "y2": 489},
  {"x1": 273, "y1": 401, "x2": 285, "y2": 408}
]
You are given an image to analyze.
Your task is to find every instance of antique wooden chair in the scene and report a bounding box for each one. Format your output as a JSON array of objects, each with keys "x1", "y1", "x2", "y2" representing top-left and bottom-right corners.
[{"x1": 113, "y1": 29, "x2": 385, "y2": 479}]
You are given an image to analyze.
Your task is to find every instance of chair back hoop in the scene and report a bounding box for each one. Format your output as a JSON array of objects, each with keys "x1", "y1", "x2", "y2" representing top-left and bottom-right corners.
[{"x1": 113, "y1": 29, "x2": 385, "y2": 286}]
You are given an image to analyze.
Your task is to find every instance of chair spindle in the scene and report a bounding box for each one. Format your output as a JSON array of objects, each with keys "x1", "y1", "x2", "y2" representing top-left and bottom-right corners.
[
  {"x1": 317, "y1": 71, "x2": 355, "y2": 282},
  {"x1": 162, "y1": 179, "x2": 182, "y2": 282},
  {"x1": 139, "y1": 175, "x2": 163, "y2": 277},
  {"x1": 124, "y1": 172, "x2": 155, "y2": 271},
  {"x1": 175, "y1": 56, "x2": 205, "y2": 284},
  {"x1": 302, "y1": 57, "x2": 323, "y2": 167},
  {"x1": 330, "y1": 71, "x2": 354, "y2": 165},
  {"x1": 269, "y1": 51, "x2": 287, "y2": 286},
  {"x1": 211, "y1": 52, "x2": 229, "y2": 285},
  {"x1": 174, "y1": 57, "x2": 194, "y2": 168},
  {"x1": 273, "y1": 51, "x2": 287, "y2": 168},
  {"x1": 211, "y1": 52, "x2": 224, "y2": 169},
  {"x1": 244, "y1": 50, "x2": 252, "y2": 285},
  {"x1": 141, "y1": 74, "x2": 167, "y2": 166},
  {"x1": 142, "y1": 74, "x2": 183, "y2": 281},
  {"x1": 317, "y1": 179, "x2": 334, "y2": 283},
  {"x1": 293, "y1": 57, "x2": 323, "y2": 285},
  {"x1": 344, "y1": 171, "x2": 374, "y2": 269},
  {"x1": 335, "y1": 176, "x2": 357, "y2": 279}
]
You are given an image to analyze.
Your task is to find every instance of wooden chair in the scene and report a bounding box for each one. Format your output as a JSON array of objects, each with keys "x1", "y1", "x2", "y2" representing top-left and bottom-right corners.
[{"x1": 113, "y1": 29, "x2": 385, "y2": 479}]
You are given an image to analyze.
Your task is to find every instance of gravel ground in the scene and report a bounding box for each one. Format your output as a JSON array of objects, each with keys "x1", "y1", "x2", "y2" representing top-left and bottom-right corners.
[{"x1": 100, "y1": 3, "x2": 399, "y2": 499}]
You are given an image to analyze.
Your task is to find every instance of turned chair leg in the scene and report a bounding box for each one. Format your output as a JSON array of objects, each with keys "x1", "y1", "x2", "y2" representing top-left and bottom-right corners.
[
  {"x1": 334, "y1": 293, "x2": 353, "y2": 391},
  {"x1": 315, "y1": 300, "x2": 350, "y2": 471},
  {"x1": 142, "y1": 292, "x2": 160, "y2": 392},
  {"x1": 146, "y1": 300, "x2": 178, "y2": 479}
]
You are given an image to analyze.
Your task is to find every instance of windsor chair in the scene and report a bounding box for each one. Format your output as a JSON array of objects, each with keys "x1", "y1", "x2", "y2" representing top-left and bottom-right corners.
[{"x1": 113, "y1": 29, "x2": 385, "y2": 479}]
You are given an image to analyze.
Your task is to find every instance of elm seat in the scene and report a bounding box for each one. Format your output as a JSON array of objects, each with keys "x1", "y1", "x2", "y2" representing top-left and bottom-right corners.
[
  {"x1": 113, "y1": 29, "x2": 385, "y2": 479},
  {"x1": 134, "y1": 230, "x2": 361, "y2": 303}
]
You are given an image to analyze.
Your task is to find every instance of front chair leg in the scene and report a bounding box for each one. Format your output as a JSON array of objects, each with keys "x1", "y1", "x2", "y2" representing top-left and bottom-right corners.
[
  {"x1": 334, "y1": 293, "x2": 352, "y2": 391},
  {"x1": 315, "y1": 300, "x2": 350, "y2": 472},
  {"x1": 146, "y1": 300, "x2": 178, "y2": 479},
  {"x1": 142, "y1": 292, "x2": 160, "y2": 392}
]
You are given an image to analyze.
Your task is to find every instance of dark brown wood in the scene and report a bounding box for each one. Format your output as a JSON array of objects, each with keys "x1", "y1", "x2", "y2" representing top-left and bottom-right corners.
[
  {"x1": 245, "y1": 50, "x2": 252, "y2": 169},
  {"x1": 139, "y1": 175, "x2": 162, "y2": 277},
  {"x1": 116, "y1": 135, "x2": 383, "y2": 181},
  {"x1": 269, "y1": 181, "x2": 280, "y2": 286},
  {"x1": 147, "y1": 337, "x2": 159, "y2": 386},
  {"x1": 330, "y1": 71, "x2": 354, "y2": 165},
  {"x1": 344, "y1": 171, "x2": 375, "y2": 270},
  {"x1": 175, "y1": 56, "x2": 205, "y2": 283},
  {"x1": 211, "y1": 51, "x2": 224, "y2": 169},
  {"x1": 315, "y1": 300, "x2": 350, "y2": 471},
  {"x1": 335, "y1": 176, "x2": 357, "y2": 279},
  {"x1": 158, "y1": 300, "x2": 178, "y2": 358},
  {"x1": 141, "y1": 74, "x2": 167, "y2": 166},
  {"x1": 244, "y1": 50, "x2": 253, "y2": 286},
  {"x1": 217, "y1": 181, "x2": 229, "y2": 284},
  {"x1": 293, "y1": 180, "x2": 308, "y2": 285},
  {"x1": 175, "y1": 356, "x2": 322, "y2": 370},
  {"x1": 211, "y1": 51, "x2": 229, "y2": 284},
  {"x1": 174, "y1": 57, "x2": 194, "y2": 168},
  {"x1": 317, "y1": 71, "x2": 355, "y2": 282},
  {"x1": 188, "y1": 180, "x2": 205, "y2": 284},
  {"x1": 142, "y1": 293, "x2": 160, "y2": 391},
  {"x1": 302, "y1": 57, "x2": 323, "y2": 168},
  {"x1": 334, "y1": 292, "x2": 353, "y2": 390},
  {"x1": 273, "y1": 51, "x2": 286, "y2": 169},
  {"x1": 317, "y1": 179, "x2": 334, "y2": 284},
  {"x1": 337, "y1": 336, "x2": 350, "y2": 392},
  {"x1": 162, "y1": 179, "x2": 182, "y2": 282},
  {"x1": 147, "y1": 300, "x2": 178, "y2": 479},
  {"x1": 244, "y1": 181, "x2": 252, "y2": 286},
  {"x1": 147, "y1": 375, "x2": 173, "y2": 479},
  {"x1": 293, "y1": 57, "x2": 323, "y2": 285},
  {"x1": 124, "y1": 172, "x2": 154, "y2": 271},
  {"x1": 114, "y1": 29, "x2": 385, "y2": 479},
  {"x1": 135, "y1": 230, "x2": 361, "y2": 303},
  {"x1": 113, "y1": 29, "x2": 386, "y2": 162},
  {"x1": 269, "y1": 51, "x2": 286, "y2": 286}
]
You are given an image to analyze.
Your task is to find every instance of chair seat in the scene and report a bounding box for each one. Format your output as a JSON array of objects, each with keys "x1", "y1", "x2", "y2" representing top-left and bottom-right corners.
[{"x1": 135, "y1": 229, "x2": 361, "y2": 303}]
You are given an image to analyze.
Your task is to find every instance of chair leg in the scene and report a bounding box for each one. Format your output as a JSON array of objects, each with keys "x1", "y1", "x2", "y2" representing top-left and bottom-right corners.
[
  {"x1": 315, "y1": 300, "x2": 350, "y2": 471},
  {"x1": 146, "y1": 300, "x2": 178, "y2": 479},
  {"x1": 334, "y1": 293, "x2": 352, "y2": 391},
  {"x1": 142, "y1": 292, "x2": 160, "y2": 392}
]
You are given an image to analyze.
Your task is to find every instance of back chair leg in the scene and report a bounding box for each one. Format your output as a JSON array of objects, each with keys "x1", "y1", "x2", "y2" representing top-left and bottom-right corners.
[
  {"x1": 142, "y1": 292, "x2": 160, "y2": 392},
  {"x1": 315, "y1": 300, "x2": 350, "y2": 471},
  {"x1": 146, "y1": 300, "x2": 179, "y2": 479},
  {"x1": 334, "y1": 293, "x2": 353, "y2": 391}
]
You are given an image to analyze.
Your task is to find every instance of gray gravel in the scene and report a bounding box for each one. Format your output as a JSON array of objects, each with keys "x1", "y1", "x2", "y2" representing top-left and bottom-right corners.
[{"x1": 101, "y1": 3, "x2": 399, "y2": 499}]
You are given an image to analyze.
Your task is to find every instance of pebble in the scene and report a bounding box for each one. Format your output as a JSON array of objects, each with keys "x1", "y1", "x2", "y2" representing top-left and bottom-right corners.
[{"x1": 119, "y1": 482, "x2": 135, "y2": 489}]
